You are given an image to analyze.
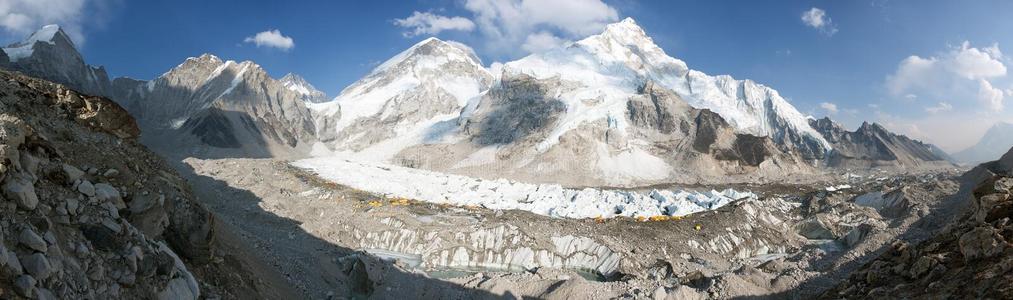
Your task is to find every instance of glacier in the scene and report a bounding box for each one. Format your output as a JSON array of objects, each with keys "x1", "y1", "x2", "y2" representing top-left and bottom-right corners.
[{"x1": 292, "y1": 157, "x2": 757, "y2": 219}]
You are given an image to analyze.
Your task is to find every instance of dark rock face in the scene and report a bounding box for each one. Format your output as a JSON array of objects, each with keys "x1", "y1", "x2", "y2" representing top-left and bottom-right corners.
[
  {"x1": 692, "y1": 109, "x2": 725, "y2": 153},
  {"x1": 809, "y1": 117, "x2": 947, "y2": 168},
  {"x1": 0, "y1": 48, "x2": 9, "y2": 68},
  {"x1": 628, "y1": 82, "x2": 680, "y2": 133},
  {"x1": 472, "y1": 74, "x2": 566, "y2": 145},
  {"x1": 183, "y1": 108, "x2": 242, "y2": 149}
]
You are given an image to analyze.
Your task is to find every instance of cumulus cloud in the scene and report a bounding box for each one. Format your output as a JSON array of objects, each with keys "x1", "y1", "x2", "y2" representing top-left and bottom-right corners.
[
  {"x1": 819, "y1": 102, "x2": 839, "y2": 114},
  {"x1": 521, "y1": 31, "x2": 564, "y2": 53},
  {"x1": 924, "y1": 102, "x2": 953, "y2": 114},
  {"x1": 0, "y1": 0, "x2": 114, "y2": 45},
  {"x1": 244, "y1": 29, "x2": 294, "y2": 51},
  {"x1": 463, "y1": 0, "x2": 619, "y2": 56},
  {"x1": 886, "y1": 41, "x2": 1008, "y2": 112},
  {"x1": 801, "y1": 7, "x2": 838, "y2": 36},
  {"x1": 978, "y1": 79, "x2": 1005, "y2": 111},
  {"x1": 393, "y1": 11, "x2": 476, "y2": 37}
]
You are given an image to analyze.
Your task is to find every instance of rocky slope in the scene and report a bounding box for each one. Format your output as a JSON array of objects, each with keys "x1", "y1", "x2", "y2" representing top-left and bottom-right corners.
[
  {"x1": 0, "y1": 69, "x2": 217, "y2": 299},
  {"x1": 820, "y1": 147, "x2": 1013, "y2": 299},
  {"x1": 808, "y1": 117, "x2": 951, "y2": 168},
  {"x1": 954, "y1": 122, "x2": 1013, "y2": 164}
]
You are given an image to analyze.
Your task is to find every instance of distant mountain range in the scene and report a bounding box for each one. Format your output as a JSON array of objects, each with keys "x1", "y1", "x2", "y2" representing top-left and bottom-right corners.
[
  {"x1": 0, "y1": 21, "x2": 953, "y2": 186},
  {"x1": 954, "y1": 122, "x2": 1013, "y2": 164}
]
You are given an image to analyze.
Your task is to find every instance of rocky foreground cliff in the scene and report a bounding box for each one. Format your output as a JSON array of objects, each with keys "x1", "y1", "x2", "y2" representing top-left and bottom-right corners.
[{"x1": 0, "y1": 70, "x2": 276, "y2": 299}]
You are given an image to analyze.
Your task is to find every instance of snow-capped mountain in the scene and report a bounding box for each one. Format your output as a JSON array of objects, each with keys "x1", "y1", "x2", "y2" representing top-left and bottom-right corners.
[
  {"x1": 120, "y1": 54, "x2": 318, "y2": 158},
  {"x1": 502, "y1": 18, "x2": 831, "y2": 159},
  {"x1": 309, "y1": 37, "x2": 494, "y2": 160},
  {"x1": 308, "y1": 18, "x2": 948, "y2": 186},
  {"x1": 1, "y1": 24, "x2": 113, "y2": 97},
  {"x1": 280, "y1": 73, "x2": 328, "y2": 103},
  {"x1": 954, "y1": 122, "x2": 1013, "y2": 163}
]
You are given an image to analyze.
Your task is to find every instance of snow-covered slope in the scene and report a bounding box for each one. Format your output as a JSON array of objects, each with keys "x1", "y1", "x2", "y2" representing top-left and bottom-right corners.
[
  {"x1": 280, "y1": 73, "x2": 328, "y2": 103},
  {"x1": 504, "y1": 18, "x2": 831, "y2": 158},
  {"x1": 954, "y1": 122, "x2": 1013, "y2": 163},
  {"x1": 310, "y1": 37, "x2": 494, "y2": 159}
]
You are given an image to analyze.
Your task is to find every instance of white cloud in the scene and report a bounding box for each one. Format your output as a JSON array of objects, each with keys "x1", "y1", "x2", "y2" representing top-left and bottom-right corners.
[
  {"x1": 801, "y1": 7, "x2": 838, "y2": 36},
  {"x1": 924, "y1": 102, "x2": 953, "y2": 114},
  {"x1": 978, "y1": 79, "x2": 1005, "y2": 112},
  {"x1": 244, "y1": 29, "x2": 294, "y2": 51},
  {"x1": 393, "y1": 11, "x2": 475, "y2": 37},
  {"x1": 0, "y1": 0, "x2": 113, "y2": 45},
  {"x1": 819, "y1": 102, "x2": 839, "y2": 114},
  {"x1": 950, "y1": 41, "x2": 1006, "y2": 80},
  {"x1": 886, "y1": 41, "x2": 1008, "y2": 112},
  {"x1": 521, "y1": 31, "x2": 564, "y2": 53},
  {"x1": 880, "y1": 41, "x2": 1013, "y2": 152},
  {"x1": 463, "y1": 0, "x2": 619, "y2": 56}
]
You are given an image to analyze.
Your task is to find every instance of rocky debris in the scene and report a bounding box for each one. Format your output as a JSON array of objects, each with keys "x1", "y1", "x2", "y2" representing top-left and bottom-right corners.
[
  {"x1": 820, "y1": 149, "x2": 1013, "y2": 299},
  {"x1": 0, "y1": 69, "x2": 219, "y2": 299}
]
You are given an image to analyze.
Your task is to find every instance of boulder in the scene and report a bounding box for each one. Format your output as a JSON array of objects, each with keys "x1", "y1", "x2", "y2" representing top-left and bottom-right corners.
[
  {"x1": 14, "y1": 275, "x2": 36, "y2": 297},
  {"x1": 2, "y1": 176, "x2": 39, "y2": 210},
  {"x1": 19, "y1": 228, "x2": 48, "y2": 252},
  {"x1": 61, "y1": 164, "x2": 85, "y2": 185},
  {"x1": 21, "y1": 253, "x2": 52, "y2": 280},
  {"x1": 958, "y1": 226, "x2": 1005, "y2": 261},
  {"x1": 102, "y1": 168, "x2": 120, "y2": 177},
  {"x1": 94, "y1": 183, "x2": 125, "y2": 209},
  {"x1": 77, "y1": 180, "x2": 95, "y2": 197}
]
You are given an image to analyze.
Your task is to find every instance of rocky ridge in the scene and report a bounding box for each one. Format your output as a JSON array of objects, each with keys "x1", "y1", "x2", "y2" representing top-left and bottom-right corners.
[{"x1": 820, "y1": 147, "x2": 1013, "y2": 299}]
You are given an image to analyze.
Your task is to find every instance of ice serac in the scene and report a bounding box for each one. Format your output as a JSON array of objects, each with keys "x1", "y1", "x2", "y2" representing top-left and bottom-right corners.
[
  {"x1": 280, "y1": 73, "x2": 328, "y2": 103},
  {"x1": 123, "y1": 54, "x2": 318, "y2": 158},
  {"x1": 808, "y1": 117, "x2": 950, "y2": 168},
  {"x1": 1, "y1": 24, "x2": 113, "y2": 97},
  {"x1": 954, "y1": 122, "x2": 1013, "y2": 164},
  {"x1": 310, "y1": 37, "x2": 494, "y2": 160},
  {"x1": 503, "y1": 17, "x2": 831, "y2": 159}
]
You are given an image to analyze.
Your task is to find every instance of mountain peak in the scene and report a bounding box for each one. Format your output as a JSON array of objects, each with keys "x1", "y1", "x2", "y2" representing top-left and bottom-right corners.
[
  {"x1": 600, "y1": 17, "x2": 649, "y2": 40},
  {"x1": 369, "y1": 37, "x2": 484, "y2": 76},
  {"x1": 3, "y1": 24, "x2": 76, "y2": 62},
  {"x1": 280, "y1": 73, "x2": 328, "y2": 103}
]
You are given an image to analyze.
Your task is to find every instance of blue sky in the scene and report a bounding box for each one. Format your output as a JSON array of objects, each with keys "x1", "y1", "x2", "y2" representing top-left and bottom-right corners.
[{"x1": 1, "y1": 0, "x2": 1012, "y2": 151}]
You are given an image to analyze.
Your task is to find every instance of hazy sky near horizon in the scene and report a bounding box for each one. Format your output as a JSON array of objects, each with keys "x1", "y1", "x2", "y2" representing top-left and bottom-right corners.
[{"x1": 1, "y1": 0, "x2": 1011, "y2": 152}]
